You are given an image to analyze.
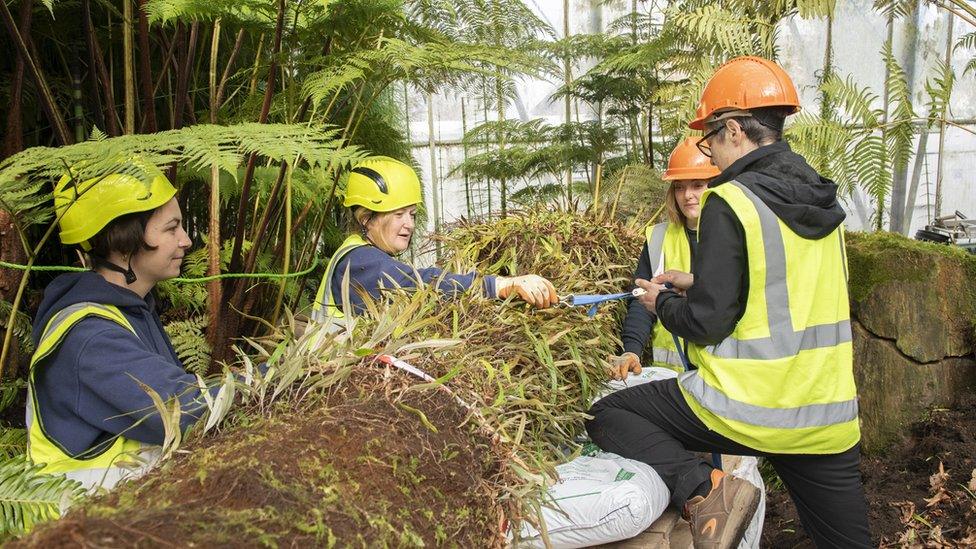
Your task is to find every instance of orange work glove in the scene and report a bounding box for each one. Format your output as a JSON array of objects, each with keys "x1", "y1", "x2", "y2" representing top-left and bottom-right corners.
[
  {"x1": 496, "y1": 275, "x2": 559, "y2": 309},
  {"x1": 608, "y1": 352, "x2": 642, "y2": 380}
]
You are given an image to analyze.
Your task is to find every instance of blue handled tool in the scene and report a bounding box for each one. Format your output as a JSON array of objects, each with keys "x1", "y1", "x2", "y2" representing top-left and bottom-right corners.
[{"x1": 559, "y1": 288, "x2": 646, "y2": 317}]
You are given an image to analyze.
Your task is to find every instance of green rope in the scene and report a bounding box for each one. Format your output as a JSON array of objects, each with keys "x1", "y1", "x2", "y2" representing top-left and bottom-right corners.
[{"x1": 0, "y1": 258, "x2": 322, "y2": 284}]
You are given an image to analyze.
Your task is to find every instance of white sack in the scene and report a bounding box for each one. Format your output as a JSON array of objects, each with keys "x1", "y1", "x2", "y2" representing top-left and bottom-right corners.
[{"x1": 516, "y1": 452, "x2": 670, "y2": 549}]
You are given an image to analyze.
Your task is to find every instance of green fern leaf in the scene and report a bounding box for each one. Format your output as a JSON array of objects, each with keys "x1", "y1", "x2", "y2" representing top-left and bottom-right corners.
[{"x1": 0, "y1": 455, "x2": 85, "y2": 537}]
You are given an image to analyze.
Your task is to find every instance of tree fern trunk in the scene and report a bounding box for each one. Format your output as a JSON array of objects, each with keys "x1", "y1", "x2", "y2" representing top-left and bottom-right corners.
[
  {"x1": 2, "y1": 0, "x2": 31, "y2": 158},
  {"x1": 888, "y1": 0, "x2": 922, "y2": 235},
  {"x1": 0, "y1": 0, "x2": 31, "y2": 376},
  {"x1": 1, "y1": 0, "x2": 72, "y2": 145},
  {"x1": 174, "y1": 22, "x2": 199, "y2": 129},
  {"x1": 137, "y1": 0, "x2": 157, "y2": 132},
  {"x1": 933, "y1": 13, "x2": 954, "y2": 220}
]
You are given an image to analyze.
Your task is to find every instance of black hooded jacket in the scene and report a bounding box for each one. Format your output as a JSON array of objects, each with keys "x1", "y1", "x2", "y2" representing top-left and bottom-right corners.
[{"x1": 655, "y1": 141, "x2": 846, "y2": 345}]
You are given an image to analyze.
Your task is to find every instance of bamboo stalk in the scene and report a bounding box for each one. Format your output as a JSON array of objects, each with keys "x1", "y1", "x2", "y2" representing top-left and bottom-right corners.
[
  {"x1": 210, "y1": 18, "x2": 221, "y2": 124},
  {"x1": 461, "y1": 97, "x2": 472, "y2": 218},
  {"x1": 216, "y1": 29, "x2": 246, "y2": 110},
  {"x1": 206, "y1": 162, "x2": 223, "y2": 351},
  {"x1": 122, "y1": 0, "x2": 136, "y2": 134},
  {"x1": 271, "y1": 164, "x2": 293, "y2": 325},
  {"x1": 563, "y1": 0, "x2": 573, "y2": 204},
  {"x1": 427, "y1": 92, "x2": 441, "y2": 257}
]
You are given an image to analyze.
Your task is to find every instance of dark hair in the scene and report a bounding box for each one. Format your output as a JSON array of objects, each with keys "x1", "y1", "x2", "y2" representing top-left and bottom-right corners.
[
  {"x1": 87, "y1": 209, "x2": 157, "y2": 261},
  {"x1": 710, "y1": 106, "x2": 792, "y2": 145}
]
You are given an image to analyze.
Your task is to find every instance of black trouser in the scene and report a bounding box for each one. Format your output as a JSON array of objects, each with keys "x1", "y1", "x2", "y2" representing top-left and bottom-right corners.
[{"x1": 586, "y1": 378, "x2": 872, "y2": 549}]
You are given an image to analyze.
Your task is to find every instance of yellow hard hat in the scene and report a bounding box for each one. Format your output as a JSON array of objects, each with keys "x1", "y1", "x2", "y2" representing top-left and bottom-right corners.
[
  {"x1": 54, "y1": 161, "x2": 177, "y2": 248},
  {"x1": 343, "y1": 157, "x2": 422, "y2": 212}
]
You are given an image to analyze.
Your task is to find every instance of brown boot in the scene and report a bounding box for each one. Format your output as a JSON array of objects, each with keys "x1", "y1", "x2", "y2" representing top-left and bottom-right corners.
[{"x1": 684, "y1": 469, "x2": 761, "y2": 549}]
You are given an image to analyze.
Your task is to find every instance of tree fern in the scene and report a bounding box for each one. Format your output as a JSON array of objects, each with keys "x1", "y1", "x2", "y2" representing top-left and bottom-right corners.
[
  {"x1": 820, "y1": 74, "x2": 882, "y2": 127},
  {"x1": 0, "y1": 455, "x2": 84, "y2": 538},
  {"x1": 924, "y1": 59, "x2": 954, "y2": 127},
  {"x1": 0, "y1": 124, "x2": 363, "y2": 192},
  {"x1": 881, "y1": 41, "x2": 916, "y2": 173},
  {"x1": 164, "y1": 315, "x2": 212, "y2": 376}
]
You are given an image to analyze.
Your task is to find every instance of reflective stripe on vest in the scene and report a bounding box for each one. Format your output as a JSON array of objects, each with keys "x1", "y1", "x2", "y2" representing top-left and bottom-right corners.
[
  {"x1": 643, "y1": 222, "x2": 691, "y2": 371},
  {"x1": 681, "y1": 180, "x2": 859, "y2": 455},
  {"x1": 310, "y1": 234, "x2": 370, "y2": 324},
  {"x1": 27, "y1": 302, "x2": 156, "y2": 491}
]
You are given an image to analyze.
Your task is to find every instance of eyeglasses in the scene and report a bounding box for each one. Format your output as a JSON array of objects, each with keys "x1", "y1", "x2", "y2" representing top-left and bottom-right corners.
[{"x1": 696, "y1": 126, "x2": 724, "y2": 158}]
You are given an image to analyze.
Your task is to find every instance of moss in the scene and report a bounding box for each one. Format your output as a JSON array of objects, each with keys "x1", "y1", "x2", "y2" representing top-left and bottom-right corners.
[{"x1": 846, "y1": 231, "x2": 976, "y2": 304}]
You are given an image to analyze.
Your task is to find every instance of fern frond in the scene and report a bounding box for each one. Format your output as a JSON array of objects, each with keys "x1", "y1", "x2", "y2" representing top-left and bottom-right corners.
[
  {"x1": 924, "y1": 59, "x2": 954, "y2": 127},
  {"x1": 795, "y1": 0, "x2": 836, "y2": 18},
  {"x1": 872, "y1": 0, "x2": 915, "y2": 18},
  {"x1": 882, "y1": 41, "x2": 916, "y2": 171},
  {"x1": 164, "y1": 315, "x2": 212, "y2": 376},
  {"x1": 848, "y1": 134, "x2": 890, "y2": 210},
  {"x1": 0, "y1": 455, "x2": 85, "y2": 537},
  {"x1": 821, "y1": 74, "x2": 882, "y2": 127},
  {"x1": 666, "y1": 5, "x2": 770, "y2": 57}
]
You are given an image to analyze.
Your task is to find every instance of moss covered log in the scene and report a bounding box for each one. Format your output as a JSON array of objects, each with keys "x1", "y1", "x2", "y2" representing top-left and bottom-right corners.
[{"x1": 846, "y1": 232, "x2": 976, "y2": 453}]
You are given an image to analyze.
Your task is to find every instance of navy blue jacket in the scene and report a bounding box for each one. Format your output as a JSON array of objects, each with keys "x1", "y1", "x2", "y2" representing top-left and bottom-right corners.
[
  {"x1": 330, "y1": 245, "x2": 498, "y2": 314},
  {"x1": 31, "y1": 272, "x2": 207, "y2": 456}
]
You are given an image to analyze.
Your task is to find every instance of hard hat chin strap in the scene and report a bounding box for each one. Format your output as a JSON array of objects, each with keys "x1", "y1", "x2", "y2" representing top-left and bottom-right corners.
[{"x1": 90, "y1": 254, "x2": 138, "y2": 285}]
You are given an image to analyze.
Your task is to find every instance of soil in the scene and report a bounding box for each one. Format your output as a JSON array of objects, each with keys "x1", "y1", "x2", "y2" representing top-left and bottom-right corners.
[
  {"x1": 11, "y1": 371, "x2": 504, "y2": 548},
  {"x1": 762, "y1": 390, "x2": 976, "y2": 548}
]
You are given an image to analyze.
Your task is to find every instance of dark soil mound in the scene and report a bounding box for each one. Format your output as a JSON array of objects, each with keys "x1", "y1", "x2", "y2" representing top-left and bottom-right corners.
[
  {"x1": 763, "y1": 390, "x2": 976, "y2": 548},
  {"x1": 12, "y1": 372, "x2": 503, "y2": 548}
]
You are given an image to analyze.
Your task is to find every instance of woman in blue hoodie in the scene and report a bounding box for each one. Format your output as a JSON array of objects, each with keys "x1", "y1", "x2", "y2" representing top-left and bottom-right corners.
[
  {"x1": 27, "y1": 162, "x2": 203, "y2": 491},
  {"x1": 310, "y1": 157, "x2": 558, "y2": 329}
]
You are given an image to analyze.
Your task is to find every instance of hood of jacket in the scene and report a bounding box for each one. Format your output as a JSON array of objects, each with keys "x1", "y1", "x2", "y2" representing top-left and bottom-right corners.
[
  {"x1": 709, "y1": 141, "x2": 846, "y2": 239},
  {"x1": 32, "y1": 272, "x2": 173, "y2": 361}
]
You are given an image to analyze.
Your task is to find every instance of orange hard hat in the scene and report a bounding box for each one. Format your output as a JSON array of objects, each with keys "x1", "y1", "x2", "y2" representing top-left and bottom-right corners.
[
  {"x1": 662, "y1": 137, "x2": 721, "y2": 181},
  {"x1": 688, "y1": 56, "x2": 801, "y2": 130}
]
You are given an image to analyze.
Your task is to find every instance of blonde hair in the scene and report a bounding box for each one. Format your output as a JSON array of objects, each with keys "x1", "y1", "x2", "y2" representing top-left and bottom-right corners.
[
  {"x1": 664, "y1": 179, "x2": 711, "y2": 228},
  {"x1": 664, "y1": 183, "x2": 687, "y2": 227}
]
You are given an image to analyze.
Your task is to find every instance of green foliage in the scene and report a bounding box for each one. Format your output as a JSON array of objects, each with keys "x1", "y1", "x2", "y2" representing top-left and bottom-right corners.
[
  {"x1": 0, "y1": 124, "x2": 364, "y2": 216},
  {"x1": 0, "y1": 456, "x2": 85, "y2": 539},
  {"x1": 924, "y1": 60, "x2": 955, "y2": 128},
  {"x1": 0, "y1": 430, "x2": 27, "y2": 461},
  {"x1": 164, "y1": 316, "x2": 212, "y2": 376},
  {"x1": 0, "y1": 301, "x2": 33, "y2": 357},
  {"x1": 882, "y1": 41, "x2": 916, "y2": 173}
]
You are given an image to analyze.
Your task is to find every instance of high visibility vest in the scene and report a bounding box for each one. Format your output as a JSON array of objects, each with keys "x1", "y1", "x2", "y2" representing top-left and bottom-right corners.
[
  {"x1": 310, "y1": 234, "x2": 370, "y2": 326},
  {"x1": 27, "y1": 302, "x2": 160, "y2": 491},
  {"x1": 679, "y1": 181, "x2": 859, "y2": 455},
  {"x1": 644, "y1": 221, "x2": 692, "y2": 372}
]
